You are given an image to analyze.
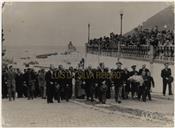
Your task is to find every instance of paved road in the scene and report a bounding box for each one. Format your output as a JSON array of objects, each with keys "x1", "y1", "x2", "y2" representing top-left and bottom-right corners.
[{"x1": 2, "y1": 98, "x2": 171, "y2": 127}]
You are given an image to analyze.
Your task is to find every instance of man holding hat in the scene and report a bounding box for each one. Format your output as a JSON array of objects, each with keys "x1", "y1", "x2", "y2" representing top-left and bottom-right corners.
[
  {"x1": 112, "y1": 61, "x2": 124, "y2": 103},
  {"x1": 161, "y1": 63, "x2": 173, "y2": 96}
]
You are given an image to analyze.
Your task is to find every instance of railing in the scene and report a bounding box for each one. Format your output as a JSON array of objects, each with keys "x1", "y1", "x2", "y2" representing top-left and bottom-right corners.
[{"x1": 86, "y1": 44, "x2": 174, "y2": 64}]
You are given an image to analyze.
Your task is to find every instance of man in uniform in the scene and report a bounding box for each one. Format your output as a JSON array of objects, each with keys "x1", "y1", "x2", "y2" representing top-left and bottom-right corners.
[
  {"x1": 112, "y1": 62, "x2": 124, "y2": 103},
  {"x1": 161, "y1": 63, "x2": 173, "y2": 96}
]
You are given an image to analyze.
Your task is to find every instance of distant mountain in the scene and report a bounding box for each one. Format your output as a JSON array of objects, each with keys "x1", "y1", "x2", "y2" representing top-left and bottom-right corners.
[{"x1": 125, "y1": 5, "x2": 174, "y2": 36}]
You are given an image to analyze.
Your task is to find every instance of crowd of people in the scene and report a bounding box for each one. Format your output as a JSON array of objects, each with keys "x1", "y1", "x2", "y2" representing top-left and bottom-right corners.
[
  {"x1": 2, "y1": 60, "x2": 173, "y2": 104},
  {"x1": 87, "y1": 26, "x2": 174, "y2": 58}
]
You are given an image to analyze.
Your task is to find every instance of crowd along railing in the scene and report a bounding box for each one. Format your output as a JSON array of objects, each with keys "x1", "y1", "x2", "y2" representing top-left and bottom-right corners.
[{"x1": 86, "y1": 44, "x2": 174, "y2": 64}]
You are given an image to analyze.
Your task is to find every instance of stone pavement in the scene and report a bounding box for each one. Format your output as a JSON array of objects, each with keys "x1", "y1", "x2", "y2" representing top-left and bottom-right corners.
[
  {"x1": 74, "y1": 94, "x2": 174, "y2": 122},
  {"x1": 2, "y1": 98, "x2": 173, "y2": 127}
]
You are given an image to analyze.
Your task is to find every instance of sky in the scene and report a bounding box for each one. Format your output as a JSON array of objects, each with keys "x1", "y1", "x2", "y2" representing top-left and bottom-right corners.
[{"x1": 2, "y1": 2, "x2": 173, "y2": 47}]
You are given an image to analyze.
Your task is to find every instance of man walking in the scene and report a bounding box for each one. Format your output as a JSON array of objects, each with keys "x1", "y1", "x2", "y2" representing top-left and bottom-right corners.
[
  {"x1": 26, "y1": 68, "x2": 35, "y2": 100},
  {"x1": 45, "y1": 65, "x2": 55, "y2": 103},
  {"x1": 161, "y1": 63, "x2": 173, "y2": 96},
  {"x1": 97, "y1": 63, "x2": 107, "y2": 104},
  {"x1": 7, "y1": 65, "x2": 16, "y2": 101},
  {"x1": 112, "y1": 62, "x2": 124, "y2": 103},
  {"x1": 15, "y1": 69, "x2": 24, "y2": 98}
]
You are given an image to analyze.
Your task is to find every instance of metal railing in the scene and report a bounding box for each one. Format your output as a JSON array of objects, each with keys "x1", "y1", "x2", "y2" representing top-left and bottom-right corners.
[{"x1": 86, "y1": 44, "x2": 174, "y2": 64}]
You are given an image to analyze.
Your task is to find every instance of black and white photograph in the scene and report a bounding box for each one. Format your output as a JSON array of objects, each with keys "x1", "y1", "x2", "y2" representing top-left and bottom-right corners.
[{"x1": 1, "y1": 1, "x2": 174, "y2": 127}]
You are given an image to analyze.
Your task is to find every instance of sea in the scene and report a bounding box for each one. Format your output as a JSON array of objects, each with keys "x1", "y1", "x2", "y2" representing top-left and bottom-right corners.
[{"x1": 4, "y1": 45, "x2": 86, "y2": 70}]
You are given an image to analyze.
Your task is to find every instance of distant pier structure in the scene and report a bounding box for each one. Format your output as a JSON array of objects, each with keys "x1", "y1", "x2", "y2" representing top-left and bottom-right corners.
[{"x1": 68, "y1": 41, "x2": 76, "y2": 52}]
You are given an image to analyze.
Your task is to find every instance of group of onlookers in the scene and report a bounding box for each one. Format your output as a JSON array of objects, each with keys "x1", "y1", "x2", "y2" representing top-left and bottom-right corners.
[
  {"x1": 2, "y1": 61, "x2": 173, "y2": 104},
  {"x1": 87, "y1": 26, "x2": 174, "y2": 58}
]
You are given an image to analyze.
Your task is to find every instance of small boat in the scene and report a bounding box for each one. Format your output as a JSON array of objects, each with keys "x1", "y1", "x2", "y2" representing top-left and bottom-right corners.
[
  {"x1": 36, "y1": 55, "x2": 48, "y2": 59},
  {"x1": 36, "y1": 52, "x2": 58, "y2": 59},
  {"x1": 20, "y1": 57, "x2": 31, "y2": 60}
]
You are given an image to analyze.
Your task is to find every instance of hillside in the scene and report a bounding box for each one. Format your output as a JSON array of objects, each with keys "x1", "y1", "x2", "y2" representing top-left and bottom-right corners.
[{"x1": 125, "y1": 5, "x2": 174, "y2": 36}]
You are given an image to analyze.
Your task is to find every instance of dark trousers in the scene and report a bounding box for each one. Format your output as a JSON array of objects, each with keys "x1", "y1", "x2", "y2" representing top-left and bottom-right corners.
[
  {"x1": 27, "y1": 86, "x2": 34, "y2": 100},
  {"x1": 98, "y1": 89, "x2": 107, "y2": 103},
  {"x1": 131, "y1": 82, "x2": 139, "y2": 98},
  {"x1": 23, "y1": 85, "x2": 28, "y2": 97},
  {"x1": 69, "y1": 84, "x2": 72, "y2": 99},
  {"x1": 85, "y1": 86, "x2": 94, "y2": 101},
  {"x1": 163, "y1": 80, "x2": 172, "y2": 95},
  {"x1": 65, "y1": 85, "x2": 71, "y2": 102},
  {"x1": 89, "y1": 87, "x2": 94, "y2": 101},
  {"x1": 55, "y1": 89, "x2": 61, "y2": 103},
  {"x1": 114, "y1": 85, "x2": 122, "y2": 102},
  {"x1": 2, "y1": 84, "x2": 8, "y2": 98},
  {"x1": 138, "y1": 86, "x2": 146, "y2": 101},
  {"x1": 122, "y1": 83, "x2": 130, "y2": 99},
  {"x1": 61, "y1": 89, "x2": 65, "y2": 100},
  {"x1": 145, "y1": 86, "x2": 151, "y2": 100},
  {"x1": 95, "y1": 86, "x2": 98, "y2": 98},
  {"x1": 85, "y1": 86, "x2": 90, "y2": 99},
  {"x1": 17, "y1": 85, "x2": 23, "y2": 98},
  {"x1": 106, "y1": 86, "x2": 111, "y2": 99},
  {"x1": 46, "y1": 85, "x2": 54, "y2": 103},
  {"x1": 75, "y1": 84, "x2": 78, "y2": 98}
]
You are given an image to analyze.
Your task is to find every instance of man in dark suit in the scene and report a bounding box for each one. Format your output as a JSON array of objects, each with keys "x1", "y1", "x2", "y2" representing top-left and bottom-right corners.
[
  {"x1": 145, "y1": 71, "x2": 155, "y2": 101},
  {"x1": 105, "y1": 68, "x2": 112, "y2": 99},
  {"x1": 64, "y1": 69, "x2": 72, "y2": 102},
  {"x1": 122, "y1": 68, "x2": 130, "y2": 99},
  {"x1": 96, "y1": 63, "x2": 107, "y2": 104},
  {"x1": 161, "y1": 63, "x2": 173, "y2": 96},
  {"x1": 56, "y1": 65, "x2": 65, "y2": 102},
  {"x1": 15, "y1": 69, "x2": 24, "y2": 98},
  {"x1": 93, "y1": 68, "x2": 99, "y2": 99},
  {"x1": 52, "y1": 67, "x2": 60, "y2": 103},
  {"x1": 2, "y1": 66, "x2": 8, "y2": 99},
  {"x1": 45, "y1": 65, "x2": 55, "y2": 103},
  {"x1": 112, "y1": 62, "x2": 124, "y2": 103},
  {"x1": 23, "y1": 69, "x2": 28, "y2": 97},
  {"x1": 85, "y1": 66, "x2": 95, "y2": 102}
]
